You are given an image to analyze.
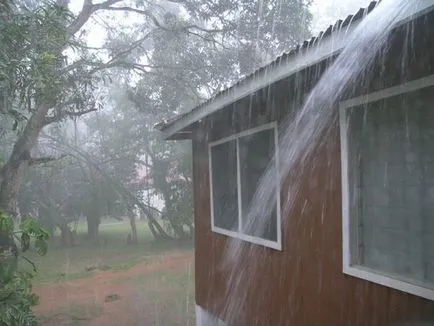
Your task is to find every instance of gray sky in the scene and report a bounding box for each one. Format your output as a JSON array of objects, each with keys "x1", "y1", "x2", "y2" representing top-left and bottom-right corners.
[{"x1": 311, "y1": 0, "x2": 373, "y2": 34}]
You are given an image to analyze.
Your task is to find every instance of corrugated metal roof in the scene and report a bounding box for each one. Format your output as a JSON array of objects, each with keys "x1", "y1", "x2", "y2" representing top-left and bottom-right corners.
[{"x1": 156, "y1": 1, "x2": 381, "y2": 134}]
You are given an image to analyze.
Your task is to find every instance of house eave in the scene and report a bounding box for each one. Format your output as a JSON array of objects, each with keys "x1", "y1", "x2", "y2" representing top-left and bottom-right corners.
[
  {"x1": 161, "y1": 1, "x2": 434, "y2": 140},
  {"x1": 165, "y1": 131, "x2": 193, "y2": 140}
]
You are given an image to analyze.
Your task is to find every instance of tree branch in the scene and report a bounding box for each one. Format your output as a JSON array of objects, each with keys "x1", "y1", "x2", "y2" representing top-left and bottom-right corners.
[
  {"x1": 29, "y1": 155, "x2": 67, "y2": 166},
  {"x1": 20, "y1": 255, "x2": 38, "y2": 273},
  {"x1": 44, "y1": 108, "x2": 97, "y2": 126},
  {"x1": 67, "y1": 0, "x2": 124, "y2": 37},
  {"x1": 84, "y1": 60, "x2": 186, "y2": 75},
  {"x1": 98, "y1": 6, "x2": 168, "y2": 30},
  {"x1": 98, "y1": 6, "x2": 225, "y2": 34},
  {"x1": 41, "y1": 135, "x2": 166, "y2": 220},
  {"x1": 67, "y1": 0, "x2": 93, "y2": 37},
  {"x1": 64, "y1": 31, "x2": 153, "y2": 75}
]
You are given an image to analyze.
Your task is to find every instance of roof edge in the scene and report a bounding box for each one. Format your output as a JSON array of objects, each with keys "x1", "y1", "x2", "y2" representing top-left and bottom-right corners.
[
  {"x1": 160, "y1": 17, "x2": 360, "y2": 139},
  {"x1": 160, "y1": 1, "x2": 434, "y2": 140}
]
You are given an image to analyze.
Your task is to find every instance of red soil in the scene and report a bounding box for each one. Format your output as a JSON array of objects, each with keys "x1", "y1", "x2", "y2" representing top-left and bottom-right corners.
[{"x1": 34, "y1": 251, "x2": 194, "y2": 326}]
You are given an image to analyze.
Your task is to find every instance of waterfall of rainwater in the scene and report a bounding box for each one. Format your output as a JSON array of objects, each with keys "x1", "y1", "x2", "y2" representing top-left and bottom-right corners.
[{"x1": 218, "y1": 0, "x2": 426, "y2": 324}]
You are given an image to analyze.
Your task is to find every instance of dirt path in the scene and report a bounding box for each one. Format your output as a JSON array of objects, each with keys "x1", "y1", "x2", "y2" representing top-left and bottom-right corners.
[{"x1": 34, "y1": 251, "x2": 194, "y2": 326}]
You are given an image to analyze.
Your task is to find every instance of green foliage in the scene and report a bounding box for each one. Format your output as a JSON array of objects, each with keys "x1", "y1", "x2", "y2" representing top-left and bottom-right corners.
[
  {"x1": 0, "y1": 212, "x2": 49, "y2": 326},
  {"x1": 0, "y1": 0, "x2": 98, "y2": 139},
  {"x1": 0, "y1": 2, "x2": 71, "y2": 118},
  {"x1": 0, "y1": 213, "x2": 14, "y2": 234},
  {"x1": 148, "y1": 141, "x2": 193, "y2": 237},
  {"x1": 20, "y1": 218, "x2": 50, "y2": 242},
  {"x1": 0, "y1": 270, "x2": 38, "y2": 326}
]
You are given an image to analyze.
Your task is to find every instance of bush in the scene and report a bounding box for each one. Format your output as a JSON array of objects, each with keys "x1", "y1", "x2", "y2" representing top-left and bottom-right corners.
[{"x1": 0, "y1": 212, "x2": 49, "y2": 326}]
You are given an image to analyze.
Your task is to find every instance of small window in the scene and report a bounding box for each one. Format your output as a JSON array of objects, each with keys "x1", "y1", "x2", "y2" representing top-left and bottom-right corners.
[
  {"x1": 209, "y1": 123, "x2": 281, "y2": 250},
  {"x1": 340, "y1": 78, "x2": 434, "y2": 301}
]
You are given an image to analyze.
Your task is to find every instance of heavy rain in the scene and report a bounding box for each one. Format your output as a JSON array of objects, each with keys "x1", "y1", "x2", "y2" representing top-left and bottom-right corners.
[{"x1": 1, "y1": 0, "x2": 434, "y2": 325}]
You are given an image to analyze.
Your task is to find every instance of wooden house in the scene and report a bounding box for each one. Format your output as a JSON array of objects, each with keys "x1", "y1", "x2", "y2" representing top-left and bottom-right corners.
[{"x1": 157, "y1": 2, "x2": 434, "y2": 325}]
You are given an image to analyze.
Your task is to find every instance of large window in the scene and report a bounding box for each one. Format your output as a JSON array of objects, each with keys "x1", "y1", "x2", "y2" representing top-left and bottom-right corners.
[
  {"x1": 340, "y1": 76, "x2": 434, "y2": 301},
  {"x1": 209, "y1": 122, "x2": 281, "y2": 250}
]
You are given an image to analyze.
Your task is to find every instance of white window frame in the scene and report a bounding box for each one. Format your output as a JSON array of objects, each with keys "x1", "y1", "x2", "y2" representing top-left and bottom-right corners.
[
  {"x1": 208, "y1": 122, "x2": 282, "y2": 251},
  {"x1": 339, "y1": 74, "x2": 434, "y2": 301}
]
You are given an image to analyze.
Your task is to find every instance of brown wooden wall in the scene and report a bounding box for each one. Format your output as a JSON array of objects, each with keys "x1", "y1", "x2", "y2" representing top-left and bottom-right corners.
[{"x1": 192, "y1": 12, "x2": 434, "y2": 326}]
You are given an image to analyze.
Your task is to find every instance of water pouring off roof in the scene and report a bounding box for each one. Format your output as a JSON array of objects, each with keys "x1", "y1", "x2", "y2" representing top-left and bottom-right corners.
[
  {"x1": 157, "y1": 1, "x2": 434, "y2": 141},
  {"x1": 159, "y1": 0, "x2": 434, "y2": 325}
]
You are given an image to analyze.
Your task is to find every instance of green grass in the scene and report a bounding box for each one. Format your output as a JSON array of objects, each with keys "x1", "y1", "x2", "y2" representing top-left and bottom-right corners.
[
  {"x1": 22, "y1": 219, "x2": 193, "y2": 284},
  {"x1": 38, "y1": 303, "x2": 103, "y2": 326},
  {"x1": 29, "y1": 218, "x2": 195, "y2": 325}
]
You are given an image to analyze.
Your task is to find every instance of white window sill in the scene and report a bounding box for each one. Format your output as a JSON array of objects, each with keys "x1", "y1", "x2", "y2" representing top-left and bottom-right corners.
[
  {"x1": 211, "y1": 226, "x2": 282, "y2": 251},
  {"x1": 343, "y1": 264, "x2": 434, "y2": 301}
]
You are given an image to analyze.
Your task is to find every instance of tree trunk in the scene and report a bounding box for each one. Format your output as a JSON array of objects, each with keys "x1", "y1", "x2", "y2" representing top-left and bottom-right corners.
[
  {"x1": 160, "y1": 188, "x2": 186, "y2": 239},
  {"x1": 87, "y1": 216, "x2": 100, "y2": 242},
  {"x1": 0, "y1": 105, "x2": 49, "y2": 218},
  {"x1": 60, "y1": 225, "x2": 75, "y2": 247},
  {"x1": 171, "y1": 222, "x2": 187, "y2": 239},
  {"x1": 147, "y1": 219, "x2": 171, "y2": 241},
  {"x1": 127, "y1": 206, "x2": 138, "y2": 244},
  {"x1": 83, "y1": 157, "x2": 172, "y2": 240},
  {"x1": 147, "y1": 220, "x2": 160, "y2": 240},
  {"x1": 0, "y1": 161, "x2": 27, "y2": 218}
]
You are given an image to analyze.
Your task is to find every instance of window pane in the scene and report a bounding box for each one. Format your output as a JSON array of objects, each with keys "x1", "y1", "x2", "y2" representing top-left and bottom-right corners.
[
  {"x1": 210, "y1": 140, "x2": 238, "y2": 231},
  {"x1": 239, "y1": 127, "x2": 277, "y2": 241},
  {"x1": 347, "y1": 86, "x2": 434, "y2": 284}
]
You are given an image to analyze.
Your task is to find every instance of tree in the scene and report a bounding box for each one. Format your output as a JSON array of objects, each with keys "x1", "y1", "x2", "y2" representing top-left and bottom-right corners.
[
  {"x1": 0, "y1": 0, "x2": 233, "y2": 218},
  {"x1": 146, "y1": 140, "x2": 193, "y2": 239},
  {"x1": 77, "y1": 0, "x2": 312, "y2": 240},
  {"x1": 2, "y1": 0, "x2": 312, "y2": 233},
  {"x1": 23, "y1": 126, "x2": 172, "y2": 242},
  {"x1": 171, "y1": 0, "x2": 313, "y2": 75},
  {"x1": 19, "y1": 127, "x2": 130, "y2": 243},
  {"x1": 19, "y1": 153, "x2": 121, "y2": 244},
  {"x1": 0, "y1": 2, "x2": 69, "y2": 217}
]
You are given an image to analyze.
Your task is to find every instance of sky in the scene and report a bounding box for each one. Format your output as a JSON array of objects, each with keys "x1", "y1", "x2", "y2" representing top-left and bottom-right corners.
[
  {"x1": 311, "y1": 0, "x2": 372, "y2": 33},
  {"x1": 70, "y1": 0, "x2": 373, "y2": 48}
]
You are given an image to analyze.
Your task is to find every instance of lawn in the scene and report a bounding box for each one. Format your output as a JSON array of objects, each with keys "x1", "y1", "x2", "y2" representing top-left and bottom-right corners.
[{"x1": 27, "y1": 218, "x2": 195, "y2": 326}]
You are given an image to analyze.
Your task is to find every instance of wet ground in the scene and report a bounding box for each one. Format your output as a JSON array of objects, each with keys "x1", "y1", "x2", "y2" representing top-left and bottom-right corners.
[{"x1": 34, "y1": 250, "x2": 195, "y2": 326}]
